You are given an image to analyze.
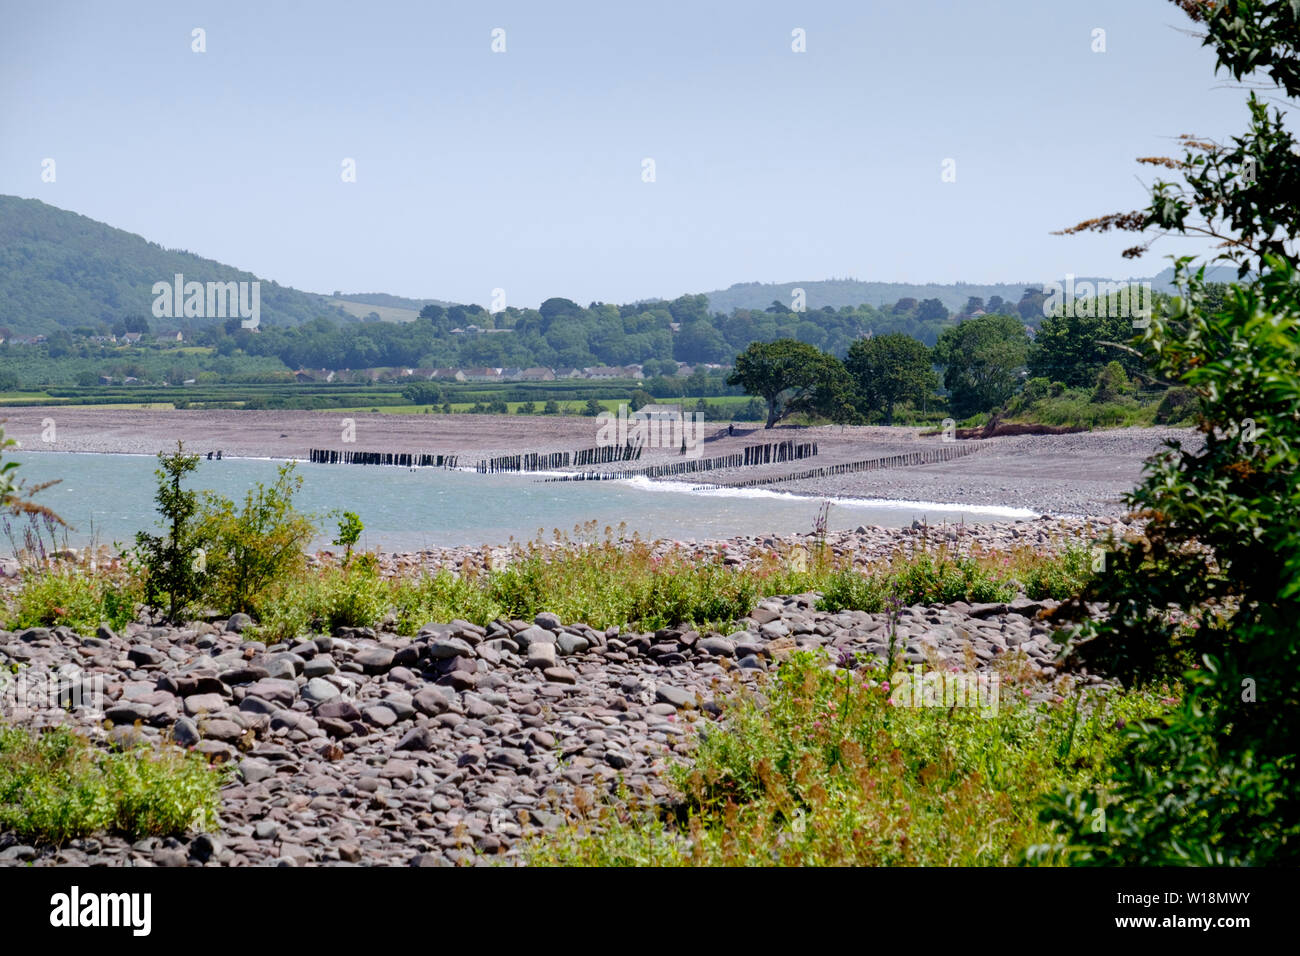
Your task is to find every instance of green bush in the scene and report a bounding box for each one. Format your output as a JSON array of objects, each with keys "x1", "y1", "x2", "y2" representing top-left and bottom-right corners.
[
  {"x1": 317, "y1": 557, "x2": 390, "y2": 632},
  {"x1": 0, "y1": 724, "x2": 221, "y2": 844},
  {"x1": 391, "y1": 569, "x2": 503, "y2": 634},
  {"x1": 196, "y1": 462, "x2": 316, "y2": 617},
  {"x1": 1044, "y1": 259, "x2": 1300, "y2": 864},
  {"x1": 8, "y1": 566, "x2": 140, "y2": 633},
  {"x1": 1090, "y1": 360, "x2": 1132, "y2": 403},
  {"x1": 1018, "y1": 544, "x2": 1096, "y2": 601},
  {"x1": 818, "y1": 547, "x2": 1016, "y2": 612},
  {"x1": 255, "y1": 558, "x2": 389, "y2": 641},
  {"x1": 332, "y1": 510, "x2": 363, "y2": 566},
  {"x1": 1154, "y1": 385, "x2": 1198, "y2": 424}
]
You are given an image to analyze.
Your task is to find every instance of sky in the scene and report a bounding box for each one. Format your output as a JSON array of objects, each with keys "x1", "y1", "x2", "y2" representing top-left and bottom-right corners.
[{"x1": 0, "y1": 0, "x2": 1263, "y2": 308}]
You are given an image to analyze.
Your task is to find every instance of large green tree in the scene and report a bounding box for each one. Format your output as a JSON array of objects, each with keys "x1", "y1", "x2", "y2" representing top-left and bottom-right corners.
[
  {"x1": 1028, "y1": 307, "x2": 1148, "y2": 387},
  {"x1": 844, "y1": 333, "x2": 938, "y2": 425},
  {"x1": 727, "y1": 339, "x2": 855, "y2": 428},
  {"x1": 932, "y1": 314, "x2": 1030, "y2": 419}
]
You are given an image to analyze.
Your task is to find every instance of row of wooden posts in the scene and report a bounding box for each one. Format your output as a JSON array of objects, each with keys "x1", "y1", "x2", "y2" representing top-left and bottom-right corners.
[
  {"x1": 544, "y1": 440, "x2": 818, "y2": 483},
  {"x1": 476, "y1": 443, "x2": 645, "y2": 473},
  {"x1": 307, "y1": 449, "x2": 460, "y2": 467},
  {"x1": 698, "y1": 442, "x2": 982, "y2": 490},
  {"x1": 306, "y1": 444, "x2": 644, "y2": 473}
]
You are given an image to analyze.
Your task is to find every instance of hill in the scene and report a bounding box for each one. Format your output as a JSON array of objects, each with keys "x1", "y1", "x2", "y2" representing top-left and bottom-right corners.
[
  {"x1": 699, "y1": 267, "x2": 1239, "y2": 315},
  {"x1": 0, "y1": 195, "x2": 1243, "y2": 341},
  {"x1": 0, "y1": 195, "x2": 352, "y2": 336}
]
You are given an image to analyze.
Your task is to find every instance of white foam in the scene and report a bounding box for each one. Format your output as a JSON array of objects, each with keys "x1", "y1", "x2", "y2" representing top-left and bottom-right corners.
[{"x1": 617, "y1": 475, "x2": 1040, "y2": 519}]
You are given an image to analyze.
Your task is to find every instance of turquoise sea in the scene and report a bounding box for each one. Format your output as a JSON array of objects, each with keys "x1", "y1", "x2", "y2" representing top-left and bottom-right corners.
[{"x1": 6, "y1": 452, "x2": 1037, "y2": 554}]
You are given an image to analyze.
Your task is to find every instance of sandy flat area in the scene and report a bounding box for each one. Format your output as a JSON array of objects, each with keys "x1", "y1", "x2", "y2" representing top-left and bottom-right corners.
[{"x1": 0, "y1": 407, "x2": 1197, "y2": 516}]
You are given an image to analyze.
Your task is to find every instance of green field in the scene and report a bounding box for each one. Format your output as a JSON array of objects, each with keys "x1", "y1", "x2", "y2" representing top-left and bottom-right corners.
[
  {"x1": 326, "y1": 298, "x2": 421, "y2": 323},
  {"x1": 0, "y1": 379, "x2": 760, "y2": 420}
]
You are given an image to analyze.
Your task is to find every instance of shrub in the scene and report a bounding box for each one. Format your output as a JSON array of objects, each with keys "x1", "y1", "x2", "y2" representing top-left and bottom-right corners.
[
  {"x1": 316, "y1": 557, "x2": 390, "y2": 631},
  {"x1": 135, "y1": 444, "x2": 204, "y2": 623},
  {"x1": 483, "y1": 533, "x2": 759, "y2": 631},
  {"x1": 196, "y1": 462, "x2": 316, "y2": 617},
  {"x1": 1090, "y1": 360, "x2": 1132, "y2": 403},
  {"x1": 817, "y1": 544, "x2": 1017, "y2": 612},
  {"x1": 391, "y1": 568, "x2": 503, "y2": 633},
  {"x1": 1154, "y1": 385, "x2": 1198, "y2": 424},
  {"x1": 0, "y1": 724, "x2": 221, "y2": 844},
  {"x1": 255, "y1": 557, "x2": 390, "y2": 641},
  {"x1": 8, "y1": 566, "x2": 140, "y2": 633},
  {"x1": 1044, "y1": 260, "x2": 1300, "y2": 864},
  {"x1": 1022, "y1": 377, "x2": 1054, "y2": 404},
  {"x1": 1016, "y1": 544, "x2": 1096, "y2": 601},
  {"x1": 332, "y1": 510, "x2": 363, "y2": 566}
]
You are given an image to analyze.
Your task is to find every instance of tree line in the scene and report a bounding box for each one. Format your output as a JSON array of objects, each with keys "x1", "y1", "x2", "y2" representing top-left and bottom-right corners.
[{"x1": 726, "y1": 287, "x2": 1186, "y2": 427}]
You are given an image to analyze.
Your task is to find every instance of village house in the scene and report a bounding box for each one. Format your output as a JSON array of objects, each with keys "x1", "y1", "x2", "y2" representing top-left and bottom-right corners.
[{"x1": 517, "y1": 367, "x2": 556, "y2": 382}]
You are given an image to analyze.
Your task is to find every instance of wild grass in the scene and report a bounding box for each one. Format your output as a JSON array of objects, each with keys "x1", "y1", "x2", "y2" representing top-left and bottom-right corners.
[
  {"x1": 523, "y1": 651, "x2": 1173, "y2": 866},
  {"x1": 818, "y1": 540, "x2": 1097, "y2": 612},
  {"x1": 1, "y1": 512, "x2": 140, "y2": 633},
  {"x1": 3, "y1": 525, "x2": 1100, "y2": 640},
  {"x1": 6, "y1": 565, "x2": 140, "y2": 633}
]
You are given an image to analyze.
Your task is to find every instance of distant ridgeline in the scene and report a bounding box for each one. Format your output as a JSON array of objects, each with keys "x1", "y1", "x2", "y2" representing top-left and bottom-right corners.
[
  {"x1": 0, "y1": 195, "x2": 1236, "y2": 376},
  {"x1": 0, "y1": 195, "x2": 350, "y2": 335}
]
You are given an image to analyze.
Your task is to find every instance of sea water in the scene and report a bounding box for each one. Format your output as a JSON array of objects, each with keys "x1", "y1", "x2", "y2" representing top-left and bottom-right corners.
[{"x1": 6, "y1": 452, "x2": 1037, "y2": 553}]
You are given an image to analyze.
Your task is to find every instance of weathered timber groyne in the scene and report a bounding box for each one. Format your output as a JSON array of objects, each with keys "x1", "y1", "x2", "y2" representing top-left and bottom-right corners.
[
  {"x1": 702, "y1": 441, "x2": 984, "y2": 490},
  {"x1": 308, "y1": 449, "x2": 460, "y2": 467},
  {"x1": 545, "y1": 439, "x2": 818, "y2": 483},
  {"x1": 477, "y1": 443, "x2": 644, "y2": 473}
]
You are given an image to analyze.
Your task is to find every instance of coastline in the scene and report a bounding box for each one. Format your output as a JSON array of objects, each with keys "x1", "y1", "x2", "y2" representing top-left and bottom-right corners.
[{"x1": 0, "y1": 406, "x2": 1198, "y2": 520}]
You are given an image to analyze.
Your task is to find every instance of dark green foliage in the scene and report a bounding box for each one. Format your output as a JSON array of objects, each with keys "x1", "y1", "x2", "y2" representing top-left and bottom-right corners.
[
  {"x1": 1041, "y1": 2, "x2": 1300, "y2": 864},
  {"x1": 194, "y1": 464, "x2": 316, "y2": 617},
  {"x1": 1043, "y1": 261, "x2": 1300, "y2": 864},
  {"x1": 1028, "y1": 307, "x2": 1149, "y2": 387},
  {"x1": 1090, "y1": 361, "x2": 1132, "y2": 404},
  {"x1": 134, "y1": 444, "x2": 203, "y2": 624},
  {"x1": 932, "y1": 313, "x2": 1031, "y2": 418},
  {"x1": 0, "y1": 724, "x2": 221, "y2": 843},
  {"x1": 1154, "y1": 385, "x2": 1197, "y2": 424},
  {"x1": 844, "y1": 333, "x2": 938, "y2": 424},
  {"x1": 401, "y1": 381, "x2": 442, "y2": 405},
  {"x1": 727, "y1": 339, "x2": 856, "y2": 428}
]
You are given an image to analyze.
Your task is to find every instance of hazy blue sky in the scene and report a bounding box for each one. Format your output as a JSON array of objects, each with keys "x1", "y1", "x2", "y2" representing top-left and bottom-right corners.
[{"x1": 0, "y1": 0, "x2": 1260, "y2": 307}]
